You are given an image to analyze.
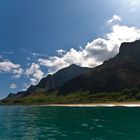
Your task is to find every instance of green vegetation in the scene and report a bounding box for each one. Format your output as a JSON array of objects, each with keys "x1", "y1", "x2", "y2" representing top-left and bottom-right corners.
[{"x1": 1, "y1": 88, "x2": 140, "y2": 105}]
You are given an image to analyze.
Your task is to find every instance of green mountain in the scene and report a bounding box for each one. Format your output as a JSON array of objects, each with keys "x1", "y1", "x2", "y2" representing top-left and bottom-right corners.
[
  {"x1": 2, "y1": 40, "x2": 140, "y2": 104},
  {"x1": 5, "y1": 64, "x2": 92, "y2": 99},
  {"x1": 36, "y1": 64, "x2": 92, "y2": 91},
  {"x1": 59, "y1": 40, "x2": 140, "y2": 95}
]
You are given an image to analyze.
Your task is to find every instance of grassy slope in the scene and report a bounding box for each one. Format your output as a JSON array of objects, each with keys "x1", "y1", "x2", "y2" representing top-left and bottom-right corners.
[{"x1": 1, "y1": 91, "x2": 140, "y2": 105}]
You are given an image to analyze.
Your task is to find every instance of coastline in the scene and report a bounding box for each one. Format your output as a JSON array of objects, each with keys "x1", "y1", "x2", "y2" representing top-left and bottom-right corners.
[{"x1": 39, "y1": 102, "x2": 140, "y2": 107}]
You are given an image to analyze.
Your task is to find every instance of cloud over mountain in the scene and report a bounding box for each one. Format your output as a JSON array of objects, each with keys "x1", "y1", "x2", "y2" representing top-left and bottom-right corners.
[
  {"x1": 10, "y1": 83, "x2": 17, "y2": 89},
  {"x1": 108, "y1": 15, "x2": 122, "y2": 24},
  {"x1": 4, "y1": 15, "x2": 140, "y2": 90},
  {"x1": 25, "y1": 63, "x2": 44, "y2": 85},
  {"x1": 38, "y1": 15, "x2": 140, "y2": 74}
]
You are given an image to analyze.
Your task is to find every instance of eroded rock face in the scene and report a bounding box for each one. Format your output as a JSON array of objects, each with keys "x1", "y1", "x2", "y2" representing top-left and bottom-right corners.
[
  {"x1": 5, "y1": 91, "x2": 26, "y2": 100},
  {"x1": 5, "y1": 64, "x2": 92, "y2": 99},
  {"x1": 5, "y1": 40, "x2": 140, "y2": 99},
  {"x1": 59, "y1": 40, "x2": 140, "y2": 95},
  {"x1": 36, "y1": 64, "x2": 92, "y2": 90}
]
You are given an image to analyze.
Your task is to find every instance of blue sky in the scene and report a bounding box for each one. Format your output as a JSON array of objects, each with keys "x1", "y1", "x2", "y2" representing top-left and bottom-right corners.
[{"x1": 0, "y1": 0, "x2": 140, "y2": 98}]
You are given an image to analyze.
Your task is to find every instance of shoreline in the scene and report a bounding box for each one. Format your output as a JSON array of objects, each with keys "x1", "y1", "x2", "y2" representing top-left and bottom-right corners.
[
  {"x1": 39, "y1": 102, "x2": 140, "y2": 107},
  {"x1": 2, "y1": 102, "x2": 140, "y2": 107}
]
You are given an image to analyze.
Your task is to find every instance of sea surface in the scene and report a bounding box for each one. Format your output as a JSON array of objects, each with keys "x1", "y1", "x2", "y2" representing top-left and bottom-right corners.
[{"x1": 0, "y1": 106, "x2": 140, "y2": 140}]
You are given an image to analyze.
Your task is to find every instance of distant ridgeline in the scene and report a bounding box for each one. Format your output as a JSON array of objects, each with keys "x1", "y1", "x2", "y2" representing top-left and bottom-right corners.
[
  {"x1": 2, "y1": 40, "x2": 140, "y2": 103},
  {"x1": 5, "y1": 64, "x2": 92, "y2": 100}
]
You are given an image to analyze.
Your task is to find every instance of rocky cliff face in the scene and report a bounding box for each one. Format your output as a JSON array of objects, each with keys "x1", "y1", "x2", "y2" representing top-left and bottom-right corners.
[
  {"x1": 4, "y1": 40, "x2": 140, "y2": 99},
  {"x1": 5, "y1": 64, "x2": 92, "y2": 99},
  {"x1": 58, "y1": 40, "x2": 140, "y2": 95},
  {"x1": 30, "y1": 64, "x2": 92, "y2": 91},
  {"x1": 5, "y1": 91, "x2": 26, "y2": 100}
]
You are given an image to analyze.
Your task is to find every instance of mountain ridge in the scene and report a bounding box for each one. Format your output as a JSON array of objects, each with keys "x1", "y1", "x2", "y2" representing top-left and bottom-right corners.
[
  {"x1": 3, "y1": 40, "x2": 140, "y2": 102},
  {"x1": 5, "y1": 64, "x2": 92, "y2": 99},
  {"x1": 58, "y1": 40, "x2": 140, "y2": 94}
]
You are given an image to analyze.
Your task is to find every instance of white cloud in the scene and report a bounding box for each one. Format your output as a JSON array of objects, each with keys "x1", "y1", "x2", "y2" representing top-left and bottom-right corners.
[
  {"x1": 38, "y1": 16, "x2": 140, "y2": 74},
  {"x1": 31, "y1": 52, "x2": 48, "y2": 57},
  {"x1": 56, "y1": 49, "x2": 66, "y2": 56},
  {"x1": 10, "y1": 83, "x2": 17, "y2": 89},
  {"x1": 107, "y1": 25, "x2": 140, "y2": 45},
  {"x1": 22, "y1": 83, "x2": 30, "y2": 91},
  {"x1": 25, "y1": 63, "x2": 44, "y2": 85},
  {"x1": 30, "y1": 78, "x2": 38, "y2": 85},
  {"x1": 0, "y1": 60, "x2": 23, "y2": 78},
  {"x1": 11, "y1": 75, "x2": 21, "y2": 79},
  {"x1": 38, "y1": 48, "x2": 91, "y2": 73},
  {"x1": 108, "y1": 15, "x2": 122, "y2": 24}
]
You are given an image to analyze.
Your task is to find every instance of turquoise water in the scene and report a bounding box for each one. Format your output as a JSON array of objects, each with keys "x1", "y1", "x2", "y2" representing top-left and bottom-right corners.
[{"x1": 0, "y1": 106, "x2": 140, "y2": 140}]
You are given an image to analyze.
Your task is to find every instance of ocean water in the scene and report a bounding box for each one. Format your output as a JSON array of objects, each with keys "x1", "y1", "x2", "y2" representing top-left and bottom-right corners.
[{"x1": 0, "y1": 106, "x2": 140, "y2": 140}]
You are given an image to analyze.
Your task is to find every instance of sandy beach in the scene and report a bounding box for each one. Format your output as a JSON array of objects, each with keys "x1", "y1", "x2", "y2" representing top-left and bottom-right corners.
[{"x1": 41, "y1": 102, "x2": 140, "y2": 107}]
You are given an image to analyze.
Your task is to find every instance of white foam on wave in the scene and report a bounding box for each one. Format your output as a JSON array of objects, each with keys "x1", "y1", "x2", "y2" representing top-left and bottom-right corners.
[
  {"x1": 37, "y1": 103, "x2": 140, "y2": 107},
  {"x1": 47, "y1": 104, "x2": 116, "y2": 107},
  {"x1": 121, "y1": 104, "x2": 140, "y2": 107}
]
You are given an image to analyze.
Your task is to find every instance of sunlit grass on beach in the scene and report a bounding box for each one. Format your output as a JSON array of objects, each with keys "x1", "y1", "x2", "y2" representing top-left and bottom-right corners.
[{"x1": 2, "y1": 89, "x2": 140, "y2": 105}]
